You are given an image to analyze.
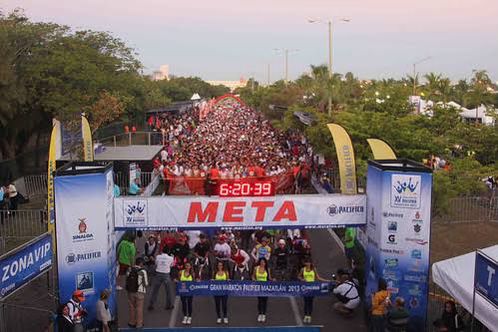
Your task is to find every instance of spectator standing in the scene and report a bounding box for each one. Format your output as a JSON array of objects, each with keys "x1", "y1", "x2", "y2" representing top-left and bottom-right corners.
[
  {"x1": 117, "y1": 233, "x2": 136, "y2": 290},
  {"x1": 213, "y1": 261, "x2": 229, "y2": 324},
  {"x1": 96, "y1": 290, "x2": 112, "y2": 332},
  {"x1": 128, "y1": 178, "x2": 143, "y2": 196},
  {"x1": 126, "y1": 257, "x2": 148, "y2": 329},
  {"x1": 369, "y1": 279, "x2": 390, "y2": 332},
  {"x1": 344, "y1": 227, "x2": 356, "y2": 267},
  {"x1": 435, "y1": 300, "x2": 464, "y2": 332},
  {"x1": 7, "y1": 182, "x2": 18, "y2": 211},
  {"x1": 148, "y1": 246, "x2": 174, "y2": 311},
  {"x1": 57, "y1": 304, "x2": 74, "y2": 332}
]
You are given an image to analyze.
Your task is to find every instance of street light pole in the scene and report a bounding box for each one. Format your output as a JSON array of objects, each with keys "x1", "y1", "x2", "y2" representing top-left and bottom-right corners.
[
  {"x1": 267, "y1": 63, "x2": 271, "y2": 86},
  {"x1": 274, "y1": 48, "x2": 298, "y2": 84},
  {"x1": 327, "y1": 20, "x2": 333, "y2": 116},
  {"x1": 412, "y1": 56, "x2": 432, "y2": 96},
  {"x1": 309, "y1": 18, "x2": 350, "y2": 116},
  {"x1": 285, "y1": 49, "x2": 289, "y2": 84}
]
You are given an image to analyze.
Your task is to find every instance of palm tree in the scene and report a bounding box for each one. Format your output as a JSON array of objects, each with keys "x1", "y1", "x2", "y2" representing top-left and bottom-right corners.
[
  {"x1": 438, "y1": 78, "x2": 452, "y2": 103},
  {"x1": 424, "y1": 72, "x2": 442, "y2": 101}
]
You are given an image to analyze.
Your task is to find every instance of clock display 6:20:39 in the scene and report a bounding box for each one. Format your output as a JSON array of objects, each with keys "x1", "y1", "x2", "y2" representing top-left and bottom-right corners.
[{"x1": 218, "y1": 181, "x2": 275, "y2": 197}]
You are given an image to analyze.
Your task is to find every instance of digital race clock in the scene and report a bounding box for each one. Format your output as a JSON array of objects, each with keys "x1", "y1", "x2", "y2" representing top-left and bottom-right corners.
[{"x1": 216, "y1": 180, "x2": 276, "y2": 197}]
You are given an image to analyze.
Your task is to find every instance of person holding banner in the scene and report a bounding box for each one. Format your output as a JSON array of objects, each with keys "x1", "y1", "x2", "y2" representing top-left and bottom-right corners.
[
  {"x1": 213, "y1": 261, "x2": 230, "y2": 324},
  {"x1": 178, "y1": 262, "x2": 195, "y2": 325},
  {"x1": 298, "y1": 258, "x2": 330, "y2": 324},
  {"x1": 253, "y1": 257, "x2": 273, "y2": 323}
]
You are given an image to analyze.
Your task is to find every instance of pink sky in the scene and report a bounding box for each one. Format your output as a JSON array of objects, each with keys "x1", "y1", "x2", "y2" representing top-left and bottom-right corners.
[{"x1": 3, "y1": 0, "x2": 497, "y2": 81}]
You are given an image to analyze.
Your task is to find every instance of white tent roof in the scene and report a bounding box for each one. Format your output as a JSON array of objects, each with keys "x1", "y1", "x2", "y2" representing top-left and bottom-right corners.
[{"x1": 432, "y1": 245, "x2": 498, "y2": 332}]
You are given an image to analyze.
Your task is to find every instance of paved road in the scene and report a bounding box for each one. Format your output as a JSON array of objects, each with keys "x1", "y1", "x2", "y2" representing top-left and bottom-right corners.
[{"x1": 118, "y1": 229, "x2": 367, "y2": 330}]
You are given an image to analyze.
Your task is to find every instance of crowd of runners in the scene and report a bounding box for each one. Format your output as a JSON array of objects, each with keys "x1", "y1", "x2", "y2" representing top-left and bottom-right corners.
[
  {"x1": 149, "y1": 98, "x2": 313, "y2": 194},
  {"x1": 116, "y1": 228, "x2": 328, "y2": 327}
]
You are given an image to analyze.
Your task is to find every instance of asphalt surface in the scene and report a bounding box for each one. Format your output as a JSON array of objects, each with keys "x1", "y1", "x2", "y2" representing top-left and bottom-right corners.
[{"x1": 117, "y1": 229, "x2": 367, "y2": 331}]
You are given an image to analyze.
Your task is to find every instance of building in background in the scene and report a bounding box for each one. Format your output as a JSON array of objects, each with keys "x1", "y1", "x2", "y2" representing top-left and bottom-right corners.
[
  {"x1": 151, "y1": 64, "x2": 170, "y2": 81},
  {"x1": 206, "y1": 77, "x2": 247, "y2": 92}
]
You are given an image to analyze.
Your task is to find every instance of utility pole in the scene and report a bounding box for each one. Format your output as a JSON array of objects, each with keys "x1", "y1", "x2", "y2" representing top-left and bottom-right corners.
[
  {"x1": 274, "y1": 48, "x2": 298, "y2": 84},
  {"x1": 267, "y1": 63, "x2": 271, "y2": 86},
  {"x1": 328, "y1": 20, "x2": 333, "y2": 115},
  {"x1": 308, "y1": 18, "x2": 350, "y2": 116},
  {"x1": 285, "y1": 49, "x2": 289, "y2": 84}
]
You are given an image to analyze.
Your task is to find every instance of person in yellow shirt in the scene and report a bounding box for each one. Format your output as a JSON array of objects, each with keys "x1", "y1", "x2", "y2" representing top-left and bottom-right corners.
[
  {"x1": 370, "y1": 279, "x2": 390, "y2": 332},
  {"x1": 213, "y1": 261, "x2": 229, "y2": 324},
  {"x1": 298, "y1": 258, "x2": 330, "y2": 324},
  {"x1": 178, "y1": 262, "x2": 195, "y2": 325},
  {"x1": 252, "y1": 258, "x2": 273, "y2": 323}
]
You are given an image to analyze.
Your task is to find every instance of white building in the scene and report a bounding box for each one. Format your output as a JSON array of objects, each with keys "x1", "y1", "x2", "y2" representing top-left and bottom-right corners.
[
  {"x1": 206, "y1": 77, "x2": 247, "y2": 92},
  {"x1": 409, "y1": 97, "x2": 495, "y2": 126},
  {"x1": 151, "y1": 64, "x2": 169, "y2": 81}
]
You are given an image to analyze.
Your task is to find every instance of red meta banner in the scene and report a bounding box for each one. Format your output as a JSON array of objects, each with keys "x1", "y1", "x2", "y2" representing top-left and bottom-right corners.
[{"x1": 115, "y1": 195, "x2": 367, "y2": 230}]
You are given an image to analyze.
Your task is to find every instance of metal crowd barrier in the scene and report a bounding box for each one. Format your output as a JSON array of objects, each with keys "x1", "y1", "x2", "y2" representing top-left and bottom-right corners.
[
  {"x1": 433, "y1": 196, "x2": 498, "y2": 223},
  {"x1": 0, "y1": 209, "x2": 47, "y2": 254}
]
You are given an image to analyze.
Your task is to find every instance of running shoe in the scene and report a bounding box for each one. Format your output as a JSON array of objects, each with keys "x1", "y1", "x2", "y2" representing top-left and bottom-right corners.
[
  {"x1": 182, "y1": 316, "x2": 188, "y2": 324},
  {"x1": 223, "y1": 317, "x2": 229, "y2": 324},
  {"x1": 216, "y1": 318, "x2": 222, "y2": 324}
]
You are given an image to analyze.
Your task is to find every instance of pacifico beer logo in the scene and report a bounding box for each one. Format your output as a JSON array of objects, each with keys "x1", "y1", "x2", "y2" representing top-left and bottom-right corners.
[{"x1": 327, "y1": 204, "x2": 364, "y2": 217}]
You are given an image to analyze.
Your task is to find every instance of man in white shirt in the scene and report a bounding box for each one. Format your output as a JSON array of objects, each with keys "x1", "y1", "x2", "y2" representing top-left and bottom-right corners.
[
  {"x1": 332, "y1": 274, "x2": 360, "y2": 315},
  {"x1": 148, "y1": 247, "x2": 174, "y2": 311}
]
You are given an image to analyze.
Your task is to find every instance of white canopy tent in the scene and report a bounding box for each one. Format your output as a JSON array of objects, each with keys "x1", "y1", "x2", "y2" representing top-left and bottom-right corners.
[{"x1": 432, "y1": 245, "x2": 498, "y2": 332}]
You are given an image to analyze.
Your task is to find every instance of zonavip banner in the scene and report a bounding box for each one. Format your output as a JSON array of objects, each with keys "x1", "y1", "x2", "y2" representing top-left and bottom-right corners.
[{"x1": 114, "y1": 194, "x2": 367, "y2": 230}]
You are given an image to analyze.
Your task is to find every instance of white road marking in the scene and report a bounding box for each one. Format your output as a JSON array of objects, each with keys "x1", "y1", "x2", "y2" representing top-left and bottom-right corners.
[
  {"x1": 168, "y1": 296, "x2": 180, "y2": 327},
  {"x1": 289, "y1": 296, "x2": 303, "y2": 326}
]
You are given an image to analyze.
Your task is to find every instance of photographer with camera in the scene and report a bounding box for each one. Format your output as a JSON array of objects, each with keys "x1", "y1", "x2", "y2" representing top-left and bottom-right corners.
[{"x1": 332, "y1": 269, "x2": 360, "y2": 317}]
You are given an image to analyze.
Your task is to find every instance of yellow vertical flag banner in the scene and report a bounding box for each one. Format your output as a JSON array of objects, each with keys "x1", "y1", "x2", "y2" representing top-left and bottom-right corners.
[
  {"x1": 81, "y1": 114, "x2": 94, "y2": 161},
  {"x1": 327, "y1": 124, "x2": 357, "y2": 195},
  {"x1": 47, "y1": 120, "x2": 60, "y2": 251},
  {"x1": 366, "y1": 138, "x2": 397, "y2": 160}
]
